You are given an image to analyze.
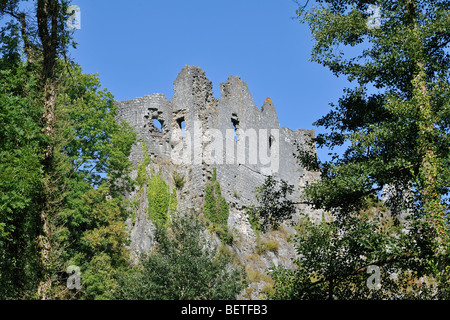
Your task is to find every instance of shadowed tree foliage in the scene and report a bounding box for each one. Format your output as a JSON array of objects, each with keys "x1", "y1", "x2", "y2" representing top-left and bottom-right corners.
[
  {"x1": 0, "y1": 0, "x2": 136, "y2": 299},
  {"x1": 118, "y1": 213, "x2": 246, "y2": 300},
  {"x1": 246, "y1": 176, "x2": 296, "y2": 233},
  {"x1": 271, "y1": 0, "x2": 449, "y2": 299}
]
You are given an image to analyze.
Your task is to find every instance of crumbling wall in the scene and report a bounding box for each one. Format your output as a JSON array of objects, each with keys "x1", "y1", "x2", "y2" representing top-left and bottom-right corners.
[{"x1": 116, "y1": 65, "x2": 321, "y2": 298}]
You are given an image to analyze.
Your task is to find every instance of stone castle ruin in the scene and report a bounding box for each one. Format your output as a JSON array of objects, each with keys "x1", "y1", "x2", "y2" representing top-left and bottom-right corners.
[{"x1": 116, "y1": 65, "x2": 321, "y2": 297}]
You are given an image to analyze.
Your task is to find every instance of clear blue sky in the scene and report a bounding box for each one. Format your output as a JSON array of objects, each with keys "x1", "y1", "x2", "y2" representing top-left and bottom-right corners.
[{"x1": 70, "y1": 0, "x2": 352, "y2": 162}]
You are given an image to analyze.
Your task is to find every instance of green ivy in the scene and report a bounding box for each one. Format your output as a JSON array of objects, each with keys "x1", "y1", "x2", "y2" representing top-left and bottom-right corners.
[
  {"x1": 169, "y1": 187, "x2": 178, "y2": 214},
  {"x1": 136, "y1": 140, "x2": 151, "y2": 188},
  {"x1": 147, "y1": 172, "x2": 177, "y2": 228},
  {"x1": 134, "y1": 141, "x2": 177, "y2": 228},
  {"x1": 204, "y1": 168, "x2": 232, "y2": 243}
]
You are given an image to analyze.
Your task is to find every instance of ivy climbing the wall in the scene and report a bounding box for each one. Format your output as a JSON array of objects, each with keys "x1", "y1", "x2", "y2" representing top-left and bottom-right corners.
[
  {"x1": 204, "y1": 168, "x2": 232, "y2": 244},
  {"x1": 135, "y1": 139, "x2": 177, "y2": 228},
  {"x1": 147, "y1": 172, "x2": 177, "y2": 228},
  {"x1": 136, "y1": 140, "x2": 151, "y2": 188}
]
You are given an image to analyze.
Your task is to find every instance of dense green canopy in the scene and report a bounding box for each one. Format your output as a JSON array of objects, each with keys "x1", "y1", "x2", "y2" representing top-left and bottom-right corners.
[{"x1": 271, "y1": 0, "x2": 449, "y2": 299}]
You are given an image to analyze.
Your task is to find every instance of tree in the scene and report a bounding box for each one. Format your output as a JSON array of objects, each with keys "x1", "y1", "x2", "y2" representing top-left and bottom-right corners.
[
  {"x1": 0, "y1": 1, "x2": 136, "y2": 299},
  {"x1": 246, "y1": 176, "x2": 297, "y2": 233},
  {"x1": 59, "y1": 182, "x2": 131, "y2": 300},
  {"x1": 273, "y1": 0, "x2": 449, "y2": 299},
  {"x1": 270, "y1": 200, "x2": 437, "y2": 299},
  {"x1": 118, "y1": 213, "x2": 246, "y2": 300},
  {"x1": 1, "y1": 0, "x2": 74, "y2": 298},
  {"x1": 0, "y1": 56, "x2": 43, "y2": 299}
]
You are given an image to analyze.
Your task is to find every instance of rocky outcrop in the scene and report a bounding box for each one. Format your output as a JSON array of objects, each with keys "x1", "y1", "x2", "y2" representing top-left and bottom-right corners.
[{"x1": 115, "y1": 65, "x2": 321, "y2": 298}]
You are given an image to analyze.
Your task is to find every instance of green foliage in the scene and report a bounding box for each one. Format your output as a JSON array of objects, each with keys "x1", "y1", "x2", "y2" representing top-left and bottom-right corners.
[
  {"x1": 246, "y1": 176, "x2": 296, "y2": 233},
  {"x1": 62, "y1": 183, "x2": 130, "y2": 263},
  {"x1": 269, "y1": 210, "x2": 447, "y2": 299},
  {"x1": 255, "y1": 238, "x2": 279, "y2": 255},
  {"x1": 147, "y1": 171, "x2": 177, "y2": 228},
  {"x1": 125, "y1": 197, "x2": 140, "y2": 226},
  {"x1": 135, "y1": 142, "x2": 177, "y2": 228},
  {"x1": 58, "y1": 63, "x2": 136, "y2": 193},
  {"x1": 169, "y1": 187, "x2": 178, "y2": 213},
  {"x1": 49, "y1": 65, "x2": 135, "y2": 299},
  {"x1": 282, "y1": 0, "x2": 450, "y2": 299},
  {"x1": 0, "y1": 0, "x2": 136, "y2": 299},
  {"x1": 0, "y1": 63, "x2": 43, "y2": 298},
  {"x1": 57, "y1": 182, "x2": 131, "y2": 299},
  {"x1": 0, "y1": 20, "x2": 135, "y2": 300},
  {"x1": 172, "y1": 171, "x2": 185, "y2": 190},
  {"x1": 204, "y1": 168, "x2": 232, "y2": 243},
  {"x1": 118, "y1": 213, "x2": 246, "y2": 300},
  {"x1": 297, "y1": 0, "x2": 450, "y2": 219},
  {"x1": 136, "y1": 140, "x2": 150, "y2": 188},
  {"x1": 247, "y1": 208, "x2": 263, "y2": 235},
  {"x1": 297, "y1": 0, "x2": 450, "y2": 213},
  {"x1": 82, "y1": 253, "x2": 121, "y2": 300}
]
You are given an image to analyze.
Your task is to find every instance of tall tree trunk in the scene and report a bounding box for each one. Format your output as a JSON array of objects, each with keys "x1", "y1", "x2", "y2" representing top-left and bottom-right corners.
[{"x1": 36, "y1": 0, "x2": 59, "y2": 300}]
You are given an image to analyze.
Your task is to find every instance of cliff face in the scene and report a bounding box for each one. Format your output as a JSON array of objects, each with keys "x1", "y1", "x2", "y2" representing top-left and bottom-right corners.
[{"x1": 116, "y1": 65, "x2": 321, "y2": 298}]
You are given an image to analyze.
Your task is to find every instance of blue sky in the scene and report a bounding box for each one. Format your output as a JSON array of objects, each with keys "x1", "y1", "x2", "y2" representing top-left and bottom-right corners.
[{"x1": 69, "y1": 0, "x2": 353, "y2": 162}]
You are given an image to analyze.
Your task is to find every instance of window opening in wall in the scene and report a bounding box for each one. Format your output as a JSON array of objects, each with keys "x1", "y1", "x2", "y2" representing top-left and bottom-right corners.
[
  {"x1": 152, "y1": 117, "x2": 163, "y2": 132},
  {"x1": 177, "y1": 117, "x2": 185, "y2": 139},
  {"x1": 269, "y1": 134, "x2": 274, "y2": 149},
  {"x1": 231, "y1": 114, "x2": 239, "y2": 141}
]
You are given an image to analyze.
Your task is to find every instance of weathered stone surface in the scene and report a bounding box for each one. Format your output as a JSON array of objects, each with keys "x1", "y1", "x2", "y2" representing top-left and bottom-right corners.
[{"x1": 116, "y1": 65, "x2": 322, "y2": 298}]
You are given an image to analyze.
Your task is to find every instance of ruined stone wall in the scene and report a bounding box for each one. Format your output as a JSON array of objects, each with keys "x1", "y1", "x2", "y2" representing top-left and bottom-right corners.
[{"x1": 116, "y1": 65, "x2": 321, "y2": 297}]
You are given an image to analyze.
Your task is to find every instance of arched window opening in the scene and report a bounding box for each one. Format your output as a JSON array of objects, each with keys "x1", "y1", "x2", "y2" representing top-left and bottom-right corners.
[
  {"x1": 231, "y1": 114, "x2": 239, "y2": 141},
  {"x1": 177, "y1": 117, "x2": 185, "y2": 139},
  {"x1": 152, "y1": 117, "x2": 164, "y2": 132},
  {"x1": 269, "y1": 134, "x2": 274, "y2": 149}
]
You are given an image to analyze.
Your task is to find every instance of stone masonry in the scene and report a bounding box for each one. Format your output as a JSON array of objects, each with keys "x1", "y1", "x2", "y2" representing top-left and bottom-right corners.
[{"x1": 115, "y1": 65, "x2": 321, "y2": 298}]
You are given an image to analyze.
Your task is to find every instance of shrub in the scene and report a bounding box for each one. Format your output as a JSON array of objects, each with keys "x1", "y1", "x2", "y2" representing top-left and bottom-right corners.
[
  {"x1": 204, "y1": 168, "x2": 231, "y2": 243},
  {"x1": 172, "y1": 171, "x2": 185, "y2": 190},
  {"x1": 255, "y1": 238, "x2": 279, "y2": 255},
  {"x1": 118, "y1": 213, "x2": 246, "y2": 299}
]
